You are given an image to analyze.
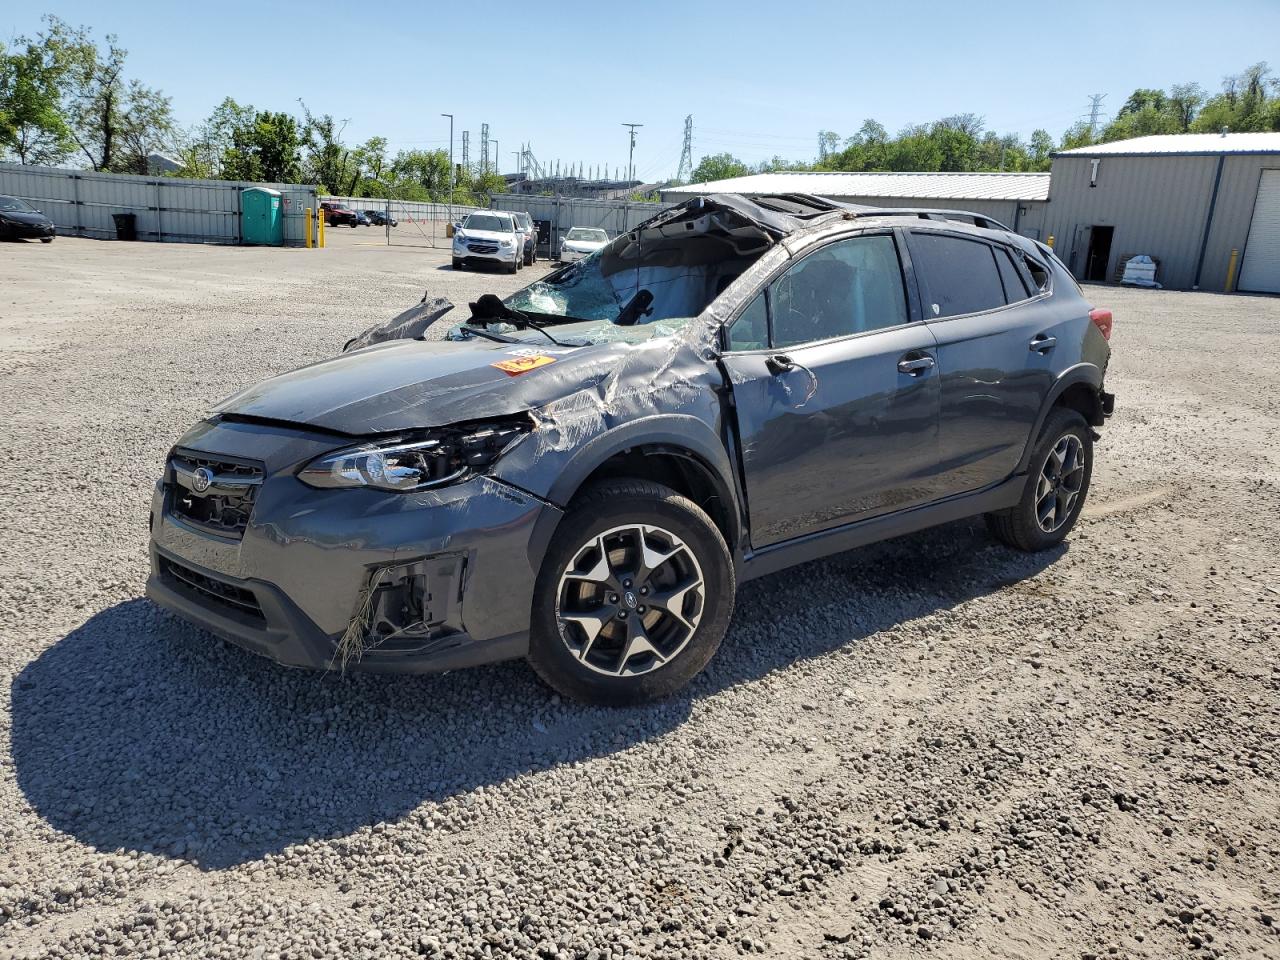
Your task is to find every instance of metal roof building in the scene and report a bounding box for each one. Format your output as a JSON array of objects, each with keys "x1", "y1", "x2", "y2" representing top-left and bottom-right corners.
[
  {"x1": 1044, "y1": 132, "x2": 1280, "y2": 292},
  {"x1": 660, "y1": 172, "x2": 1051, "y2": 238}
]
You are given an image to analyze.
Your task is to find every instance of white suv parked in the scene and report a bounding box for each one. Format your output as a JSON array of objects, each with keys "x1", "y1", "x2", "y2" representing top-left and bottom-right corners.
[{"x1": 452, "y1": 212, "x2": 523, "y2": 273}]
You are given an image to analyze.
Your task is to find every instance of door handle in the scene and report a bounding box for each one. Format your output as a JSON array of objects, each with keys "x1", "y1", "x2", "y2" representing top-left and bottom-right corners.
[
  {"x1": 897, "y1": 354, "x2": 936, "y2": 376},
  {"x1": 765, "y1": 354, "x2": 794, "y2": 374},
  {"x1": 1029, "y1": 334, "x2": 1057, "y2": 354}
]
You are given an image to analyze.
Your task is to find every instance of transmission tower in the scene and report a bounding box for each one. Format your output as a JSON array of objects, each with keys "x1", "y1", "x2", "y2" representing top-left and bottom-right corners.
[
  {"x1": 480, "y1": 122, "x2": 490, "y2": 173},
  {"x1": 461, "y1": 131, "x2": 470, "y2": 169},
  {"x1": 1084, "y1": 94, "x2": 1107, "y2": 138},
  {"x1": 676, "y1": 115, "x2": 694, "y2": 183}
]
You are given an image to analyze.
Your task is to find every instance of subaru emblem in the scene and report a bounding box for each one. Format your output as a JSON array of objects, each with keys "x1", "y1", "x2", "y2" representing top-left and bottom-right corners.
[{"x1": 191, "y1": 466, "x2": 214, "y2": 493}]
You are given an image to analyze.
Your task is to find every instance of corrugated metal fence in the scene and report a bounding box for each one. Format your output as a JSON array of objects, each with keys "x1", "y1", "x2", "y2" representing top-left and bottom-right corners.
[
  {"x1": 0, "y1": 163, "x2": 318, "y2": 246},
  {"x1": 490, "y1": 193, "x2": 664, "y2": 254}
]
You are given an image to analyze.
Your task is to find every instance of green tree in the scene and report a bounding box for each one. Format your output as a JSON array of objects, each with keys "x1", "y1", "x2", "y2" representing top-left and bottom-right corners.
[
  {"x1": 0, "y1": 19, "x2": 90, "y2": 165},
  {"x1": 1028, "y1": 128, "x2": 1054, "y2": 170},
  {"x1": 54, "y1": 20, "x2": 175, "y2": 173},
  {"x1": 298, "y1": 102, "x2": 352, "y2": 192},
  {"x1": 691, "y1": 152, "x2": 750, "y2": 183}
]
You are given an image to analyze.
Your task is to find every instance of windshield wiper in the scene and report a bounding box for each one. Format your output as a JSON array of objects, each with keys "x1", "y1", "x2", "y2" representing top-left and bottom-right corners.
[
  {"x1": 518, "y1": 315, "x2": 570, "y2": 347},
  {"x1": 458, "y1": 324, "x2": 516, "y2": 343}
]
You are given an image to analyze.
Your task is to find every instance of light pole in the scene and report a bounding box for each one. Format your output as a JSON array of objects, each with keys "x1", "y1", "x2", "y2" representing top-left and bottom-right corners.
[
  {"x1": 441, "y1": 113, "x2": 454, "y2": 227},
  {"x1": 622, "y1": 123, "x2": 643, "y2": 182}
]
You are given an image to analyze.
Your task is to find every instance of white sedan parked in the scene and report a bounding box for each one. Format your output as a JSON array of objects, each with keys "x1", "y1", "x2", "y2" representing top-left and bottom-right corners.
[{"x1": 558, "y1": 227, "x2": 609, "y2": 263}]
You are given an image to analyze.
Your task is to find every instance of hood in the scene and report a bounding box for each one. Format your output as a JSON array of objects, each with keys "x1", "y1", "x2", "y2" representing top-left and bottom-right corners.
[
  {"x1": 213, "y1": 336, "x2": 614, "y2": 434},
  {"x1": 1, "y1": 210, "x2": 52, "y2": 226},
  {"x1": 456, "y1": 228, "x2": 515, "y2": 243}
]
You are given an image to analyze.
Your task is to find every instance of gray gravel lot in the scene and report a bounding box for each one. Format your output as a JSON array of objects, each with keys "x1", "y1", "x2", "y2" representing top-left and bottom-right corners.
[{"x1": 1, "y1": 237, "x2": 1277, "y2": 959}]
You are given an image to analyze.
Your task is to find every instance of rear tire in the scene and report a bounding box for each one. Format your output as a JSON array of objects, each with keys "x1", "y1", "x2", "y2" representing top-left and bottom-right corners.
[
  {"x1": 986, "y1": 408, "x2": 1092, "y2": 551},
  {"x1": 528, "y1": 479, "x2": 735, "y2": 706}
]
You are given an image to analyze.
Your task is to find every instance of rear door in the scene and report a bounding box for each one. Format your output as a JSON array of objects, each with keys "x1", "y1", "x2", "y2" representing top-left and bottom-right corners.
[
  {"x1": 721, "y1": 231, "x2": 943, "y2": 548},
  {"x1": 905, "y1": 229, "x2": 1059, "y2": 495}
]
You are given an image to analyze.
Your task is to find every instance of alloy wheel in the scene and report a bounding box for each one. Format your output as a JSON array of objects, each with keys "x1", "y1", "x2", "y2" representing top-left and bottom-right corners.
[
  {"x1": 1035, "y1": 434, "x2": 1086, "y2": 533},
  {"x1": 556, "y1": 524, "x2": 705, "y2": 677}
]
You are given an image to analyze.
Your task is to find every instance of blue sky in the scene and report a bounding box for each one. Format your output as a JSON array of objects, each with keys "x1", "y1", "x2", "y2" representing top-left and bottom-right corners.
[{"x1": 7, "y1": 0, "x2": 1280, "y2": 178}]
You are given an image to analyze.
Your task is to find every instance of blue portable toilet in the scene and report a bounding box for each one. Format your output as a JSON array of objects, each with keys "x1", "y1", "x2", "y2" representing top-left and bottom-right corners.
[{"x1": 241, "y1": 187, "x2": 284, "y2": 246}]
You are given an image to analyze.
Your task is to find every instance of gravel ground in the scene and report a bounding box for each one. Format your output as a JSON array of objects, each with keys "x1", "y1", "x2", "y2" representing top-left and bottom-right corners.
[{"x1": 1, "y1": 237, "x2": 1277, "y2": 959}]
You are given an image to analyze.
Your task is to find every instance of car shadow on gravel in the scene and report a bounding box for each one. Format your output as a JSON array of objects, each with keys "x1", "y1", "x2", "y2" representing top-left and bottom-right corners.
[{"x1": 11, "y1": 518, "x2": 1062, "y2": 870}]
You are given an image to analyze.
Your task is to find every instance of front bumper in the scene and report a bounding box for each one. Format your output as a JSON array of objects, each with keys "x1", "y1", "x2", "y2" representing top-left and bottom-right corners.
[
  {"x1": 146, "y1": 418, "x2": 561, "y2": 673},
  {"x1": 453, "y1": 245, "x2": 517, "y2": 268},
  {"x1": 559, "y1": 247, "x2": 587, "y2": 262},
  {"x1": 2, "y1": 220, "x2": 55, "y2": 239}
]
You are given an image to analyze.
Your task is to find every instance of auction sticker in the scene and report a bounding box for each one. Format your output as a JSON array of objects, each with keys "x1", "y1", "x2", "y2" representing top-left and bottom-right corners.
[{"x1": 492, "y1": 354, "x2": 557, "y2": 376}]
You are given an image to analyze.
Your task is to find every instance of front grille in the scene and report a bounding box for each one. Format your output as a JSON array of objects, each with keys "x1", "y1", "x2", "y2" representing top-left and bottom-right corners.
[
  {"x1": 159, "y1": 556, "x2": 265, "y2": 621},
  {"x1": 168, "y1": 452, "x2": 263, "y2": 540},
  {"x1": 467, "y1": 242, "x2": 499, "y2": 254}
]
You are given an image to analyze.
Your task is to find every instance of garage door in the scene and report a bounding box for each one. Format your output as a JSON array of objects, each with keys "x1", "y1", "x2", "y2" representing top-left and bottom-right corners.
[{"x1": 1239, "y1": 169, "x2": 1280, "y2": 294}]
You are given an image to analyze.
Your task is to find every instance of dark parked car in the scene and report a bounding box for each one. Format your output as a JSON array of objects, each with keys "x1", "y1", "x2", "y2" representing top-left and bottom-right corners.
[
  {"x1": 147, "y1": 194, "x2": 1113, "y2": 705},
  {"x1": 364, "y1": 210, "x2": 398, "y2": 227},
  {"x1": 354, "y1": 211, "x2": 370, "y2": 227},
  {"x1": 0, "y1": 195, "x2": 55, "y2": 242},
  {"x1": 319, "y1": 201, "x2": 358, "y2": 227}
]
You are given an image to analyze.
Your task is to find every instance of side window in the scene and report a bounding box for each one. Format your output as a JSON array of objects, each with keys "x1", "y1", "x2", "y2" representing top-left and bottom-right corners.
[
  {"x1": 1022, "y1": 254, "x2": 1050, "y2": 293},
  {"x1": 910, "y1": 233, "x2": 1006, "y2": 318},
  {"x1": 770, "y1": 234, "x2": 908, "y2": 348},
  {"x1": 727, "y1": 292, "x2": 768, "y2": 351},
  {"x1": 995, "y1": 247, "x2": 1029, "y2": 302}
]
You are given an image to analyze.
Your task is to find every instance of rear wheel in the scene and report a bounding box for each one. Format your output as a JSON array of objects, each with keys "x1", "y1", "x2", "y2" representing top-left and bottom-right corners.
[
  {"x1": 528, "y1": 480, "x2": 734, "y2": 705},
  {"x1": 986, "y1": 408, "x2": 1092, "y2": 551}
]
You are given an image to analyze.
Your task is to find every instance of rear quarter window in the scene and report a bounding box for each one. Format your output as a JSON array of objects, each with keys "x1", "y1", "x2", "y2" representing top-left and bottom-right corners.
[{"x1": 909, "y1": 232, "x2": 1006, "y2": 318}]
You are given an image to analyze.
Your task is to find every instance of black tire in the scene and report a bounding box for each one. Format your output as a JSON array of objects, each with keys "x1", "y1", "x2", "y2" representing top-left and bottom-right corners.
[
  {"x1": 508, "y1": 255, "x2": 519, "y2": 274},
  {"x1": 452, "y1": 258, "x2": 463, "y2": 270},
  {"x1": 41, "y1": 237, "x2": 54, "y2": 243},
  {"x1": 528, "y1": 479, "x2": 735, "y2": 706},
  {"x1": 986, "y1": 408, "x2": 1092, "y2": 551}
]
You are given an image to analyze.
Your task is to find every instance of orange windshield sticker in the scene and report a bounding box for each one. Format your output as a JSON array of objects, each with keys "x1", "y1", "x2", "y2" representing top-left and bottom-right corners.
[{"x1": 491, "y1": 355, "x2": 557, "y2": 376}]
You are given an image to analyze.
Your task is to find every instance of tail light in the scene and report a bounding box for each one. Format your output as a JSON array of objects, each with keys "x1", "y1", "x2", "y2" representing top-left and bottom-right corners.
[{"x1": 1089, "y1": 308, "x2": 1113, "y2": 341}]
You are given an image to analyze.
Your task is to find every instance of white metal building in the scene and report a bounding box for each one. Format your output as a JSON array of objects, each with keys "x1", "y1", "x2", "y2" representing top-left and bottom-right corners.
[{"x1": 1046, "y1": 133, "x2": 1280, "y2": 292}]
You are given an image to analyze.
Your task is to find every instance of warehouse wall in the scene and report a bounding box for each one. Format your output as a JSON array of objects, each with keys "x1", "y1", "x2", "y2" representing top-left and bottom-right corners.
[
  {"x1": 1043, "y1": 155, "x2": 1218, "y2": 289},
  {"x1": 833, "y1": 195, "x2": 1048, "y2": 240},
  {"x1": 0, "y1": 163, "x2": 318, "y2": 246},
  {"x1": 1200, "y1": 156, "x2": 1280, "y2": 291}
]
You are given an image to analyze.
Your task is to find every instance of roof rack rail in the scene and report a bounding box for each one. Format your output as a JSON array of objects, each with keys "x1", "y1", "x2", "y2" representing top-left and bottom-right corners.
[{"x1": 846, "y1": 206, "x2": 1014, "y2": 232}]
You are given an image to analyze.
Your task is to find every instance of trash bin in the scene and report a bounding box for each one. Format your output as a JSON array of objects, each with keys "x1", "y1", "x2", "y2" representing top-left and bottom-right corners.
[{"x1": 112, "y1": 213, "x2": 137, "y2": 241}]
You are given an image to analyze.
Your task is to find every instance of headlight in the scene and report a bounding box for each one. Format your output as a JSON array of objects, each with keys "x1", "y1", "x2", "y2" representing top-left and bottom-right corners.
[
  {"x1": 499, "y1": 238, "x2": 513, "y2": 248},
  {"x1": 298, "y1": 421, "x2": 531, "y2": 492},
  {"x1": 453, "y1": 232, "x2": 466, "y2": 243}
]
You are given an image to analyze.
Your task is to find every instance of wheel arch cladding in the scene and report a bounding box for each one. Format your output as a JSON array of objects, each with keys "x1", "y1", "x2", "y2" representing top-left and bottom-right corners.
[
  {"x1": 520, "y1": 415, "x2": 743, "y2": 572},
  {"x1": 1017, "y1": 363, "x2": 1105, "y2": 473}
]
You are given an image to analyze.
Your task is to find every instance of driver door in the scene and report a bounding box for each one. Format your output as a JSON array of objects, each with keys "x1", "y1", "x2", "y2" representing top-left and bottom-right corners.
[{"x1": 720, "y1": 232, "x2": 942, "y2": 549}]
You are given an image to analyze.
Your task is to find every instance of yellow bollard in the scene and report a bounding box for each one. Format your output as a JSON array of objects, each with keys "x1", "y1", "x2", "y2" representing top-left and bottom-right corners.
[
  {"x1": 318, "y1": 209, "x2": 326, "y2": 248},
  {"x1": 1225, "y1": 248, "x2": 1239, "y2": 293},
  {"x1": 1046, "y1": 234, "x2": 1055, "y2": 249},
  {"x1": 305, "y1": 208, "x2": 313, "y2": 249}
]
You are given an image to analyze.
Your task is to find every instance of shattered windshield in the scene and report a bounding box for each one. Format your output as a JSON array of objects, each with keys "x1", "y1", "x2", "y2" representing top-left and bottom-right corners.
[
  {"x1": 463, "y1": 214, "x2": 512, "y2": 233},
  {"x1": 505, "y1": 208, "x2": 773, "y2": 327}
]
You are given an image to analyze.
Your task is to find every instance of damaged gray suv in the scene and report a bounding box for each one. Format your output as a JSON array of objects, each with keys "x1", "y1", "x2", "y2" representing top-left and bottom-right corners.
[{"x1": 147, "y1": 194, "x2": 1114, "y2": 705}]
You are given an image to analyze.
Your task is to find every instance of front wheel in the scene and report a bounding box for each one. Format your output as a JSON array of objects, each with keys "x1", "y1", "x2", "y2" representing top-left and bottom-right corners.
[
  {"x1": 528, "y1": 480, "x2": 735, "y2": 705},
  {"x1": 986, "y1": 408, "x2": 1092, "y2": 551},
  {"x1": 41, "y1": 237, "x2": 54, "y2": 243},
  {"x1": 452, "y1": 257, "x2": 463, "y2": 270}
]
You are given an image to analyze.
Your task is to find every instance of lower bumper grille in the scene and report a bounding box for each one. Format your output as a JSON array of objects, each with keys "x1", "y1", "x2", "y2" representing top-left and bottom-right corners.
[
  {"x1": 467, "y1": 243, "x2": 499, "y2": 254},
  {"x1": 158, "y1": 556, "x2": 265, "y2": 622}
]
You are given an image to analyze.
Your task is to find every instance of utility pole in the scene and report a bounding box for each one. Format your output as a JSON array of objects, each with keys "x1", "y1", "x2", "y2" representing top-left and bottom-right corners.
[
  {"x1": 441, "y1": 113, "x2": 454, "y2": 227},
  {"x1": 1084, "y1": 94, "x2": 1107, "y2": 138},
  {"x1": 676, "y1": 115, "x2": 694, "y2": 183},
  {"x1": 622, "y1": 123, "x2": 642, "y2": 182}
]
